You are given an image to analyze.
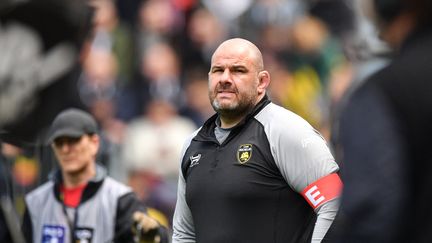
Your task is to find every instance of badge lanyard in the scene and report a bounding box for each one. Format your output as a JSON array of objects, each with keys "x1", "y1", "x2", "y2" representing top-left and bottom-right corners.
[{"x1": 61, "y1": 198, "x2": 80, "y2": 242}]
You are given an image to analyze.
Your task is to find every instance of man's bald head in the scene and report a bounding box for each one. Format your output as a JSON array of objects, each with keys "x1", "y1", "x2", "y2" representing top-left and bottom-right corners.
[
  {"x1": 211, "y1": 38, "x2": 264, "y2": 71},
  {"x1": 208, "y1": 38, "x2": 271, "y2": 128}
]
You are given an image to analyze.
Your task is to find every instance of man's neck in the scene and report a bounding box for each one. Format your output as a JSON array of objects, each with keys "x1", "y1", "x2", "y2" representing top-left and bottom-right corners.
[
  {"x1": 219, "y1": 97, "x2": 264, "y2": 128},
  {"x1": 220, "y1": 115, "x2": 244, "y2": 129},
  {"x1": 62, "y1": 164, "x2": 96, "y2": 188}
]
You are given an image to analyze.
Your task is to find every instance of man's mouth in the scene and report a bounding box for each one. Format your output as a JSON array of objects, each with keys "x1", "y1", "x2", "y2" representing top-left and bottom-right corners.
[
  {"x1": 216, "y1": 91, "x2": 236, "y2": 98},
  {"x1": 217, "y1": 89, "x2": 236, "y2": 94}
]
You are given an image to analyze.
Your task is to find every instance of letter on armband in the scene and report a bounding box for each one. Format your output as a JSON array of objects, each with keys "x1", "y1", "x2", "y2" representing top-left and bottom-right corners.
[{"x1": 301, "y1": 173, "x2": 343, "y2": 209}]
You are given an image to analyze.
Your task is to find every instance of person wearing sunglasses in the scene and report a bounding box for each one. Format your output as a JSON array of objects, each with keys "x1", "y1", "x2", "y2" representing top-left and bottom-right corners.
[{"x1": 21, "y1": 108, "x2": 168, "y2": 243}]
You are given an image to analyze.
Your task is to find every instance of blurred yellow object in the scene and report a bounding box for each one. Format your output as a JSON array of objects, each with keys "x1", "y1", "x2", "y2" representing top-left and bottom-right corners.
[
  {"x1": 12, "y1": 156, "x2": 39, "y2": 187},
  {"x1": 133, "y1": 208, "x2": 169, "y2": 243},
  {"x1": 147, "y1": 207, "x2": 169, "y2": 228},
  {"x1": 282, "y1": 66, "x2": 322, "y2": 128}
]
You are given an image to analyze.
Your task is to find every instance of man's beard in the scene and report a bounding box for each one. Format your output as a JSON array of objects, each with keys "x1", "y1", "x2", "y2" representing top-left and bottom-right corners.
[{"x1": 210, "y1": 90, "x2": 257, "y2": 119}]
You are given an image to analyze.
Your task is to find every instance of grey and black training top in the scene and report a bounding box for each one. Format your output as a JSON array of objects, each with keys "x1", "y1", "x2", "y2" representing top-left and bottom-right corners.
[{"x1": 173, "y1": 96, "x2": 340, "y2": 243}]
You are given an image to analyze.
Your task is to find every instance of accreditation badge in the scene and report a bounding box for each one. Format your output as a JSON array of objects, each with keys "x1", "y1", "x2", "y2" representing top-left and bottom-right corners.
[
  {"x1": 42, "y1": 225, "x2": 65, "y2": 243},
  {"x1": 74, "y1": 227, "x2": 94, "y2": 243}
]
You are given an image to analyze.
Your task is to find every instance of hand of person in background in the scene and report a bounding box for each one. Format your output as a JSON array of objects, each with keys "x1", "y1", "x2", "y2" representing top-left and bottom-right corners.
[{"x1": 132, "y1": 211, "x2": 164, "y2": 243}]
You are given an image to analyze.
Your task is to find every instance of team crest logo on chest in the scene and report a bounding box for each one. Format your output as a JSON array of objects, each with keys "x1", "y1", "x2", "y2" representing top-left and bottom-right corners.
[{"x1": 237, "y1": 144, "x2": 253, "y2": 164}]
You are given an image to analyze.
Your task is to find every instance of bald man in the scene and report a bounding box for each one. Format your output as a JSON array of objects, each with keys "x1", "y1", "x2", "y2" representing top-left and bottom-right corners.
[{"x1": 172, "y1": 38, "x2": 342, "y2": 243}]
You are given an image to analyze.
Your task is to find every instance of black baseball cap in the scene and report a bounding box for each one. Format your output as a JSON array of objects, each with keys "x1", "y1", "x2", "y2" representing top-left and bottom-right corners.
[{"x1": 47, "y1": 108, "x2": 97, "y2": 144}]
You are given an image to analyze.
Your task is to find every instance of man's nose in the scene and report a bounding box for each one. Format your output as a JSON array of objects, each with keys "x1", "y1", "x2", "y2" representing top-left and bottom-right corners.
[{"x1": 220, "y1": 68, "x2": 233, "y2": 83}]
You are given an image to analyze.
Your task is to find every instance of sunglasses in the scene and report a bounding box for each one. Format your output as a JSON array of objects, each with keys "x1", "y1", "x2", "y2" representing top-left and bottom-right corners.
[{"x1": 53, "y1": 136, "x2": 83, "y2": 147}]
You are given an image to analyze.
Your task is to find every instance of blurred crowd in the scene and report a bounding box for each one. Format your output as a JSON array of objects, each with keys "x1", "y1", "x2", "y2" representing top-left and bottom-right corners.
[{"x1": 1, "y1": 0, "x2": 385, "y2": 231}]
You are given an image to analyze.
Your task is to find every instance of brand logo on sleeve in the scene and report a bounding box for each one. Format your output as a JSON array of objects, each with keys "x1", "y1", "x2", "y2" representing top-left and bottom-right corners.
[
  {"x1": 237, "y1": 144, "x2": 253, "y2": 164},
  {"x1": 42, "y1": 225, "x2": 65, "y2": 243},
  {"x1": 189, "y1": 154, "x2": 201, "y2": 167}
]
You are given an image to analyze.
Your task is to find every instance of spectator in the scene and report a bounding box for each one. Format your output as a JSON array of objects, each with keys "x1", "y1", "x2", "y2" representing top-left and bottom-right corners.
[{"x1": 122, "y1": 98, "x2": 197, "y2": 223}]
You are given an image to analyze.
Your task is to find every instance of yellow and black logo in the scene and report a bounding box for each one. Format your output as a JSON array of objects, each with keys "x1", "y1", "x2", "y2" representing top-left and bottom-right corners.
[{"x1": 237, "y1": 144, "x2": 253, "y2": 164}]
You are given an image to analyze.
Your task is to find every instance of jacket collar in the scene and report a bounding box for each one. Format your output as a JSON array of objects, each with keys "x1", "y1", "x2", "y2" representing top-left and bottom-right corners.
[{"x1": 52, "y1": 163, "x2": 107, "y2": 204}]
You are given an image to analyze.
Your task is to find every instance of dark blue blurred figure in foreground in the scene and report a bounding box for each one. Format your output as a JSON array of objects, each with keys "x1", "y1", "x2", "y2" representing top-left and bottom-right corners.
[{"x1": 332, "y1": 0, "x2": 432, "y2": 242}]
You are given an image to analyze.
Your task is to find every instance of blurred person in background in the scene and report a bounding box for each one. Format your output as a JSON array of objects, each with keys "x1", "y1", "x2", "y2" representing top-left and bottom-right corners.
[
  {"x1": 121, "y1": 41, "x2": 186, "y2": 121},
  {"x1": 134, "y1": 0, "x2": 185, "y2": 65},
  {"x1": 331, "y1": 0, "x2": 432, "y2": 242},
  {"x1": 140, "y1": 41, "x2": 185, "y2": 109},
  {"x1": 173, "y1": 38, "x2": 342, "y2": 243},
  {"x1": 78, "y1": 43, "x2": 128, "y2": 178},
  {"x1": 180, "y1": 6, "x2": 228, "y2": 72},
  {"x1": 179, "y1": 68, "x2": 215, "y2": 127},
  {"x1": 89, "y1": 0, "x2": 134, "y2": 84},
  {"x1": 238, "y1": 0, "x2": 307, "y2": 58},
  {"x1": 22, "y1": 108, "x2": 168, "y2": 243},
  {"x1": 122, "y1": 98, "x2": 197, "y2": 226},
  {"x1": 285, "y1": 14, "x2": 346, "y2": 139}
]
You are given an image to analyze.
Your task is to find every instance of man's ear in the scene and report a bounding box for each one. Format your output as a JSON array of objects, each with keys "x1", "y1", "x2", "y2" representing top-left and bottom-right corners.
[
  {"x1": 258, "y1": 71, "x2": 271, "y2": 95},
  {"x1": 90, "y1": 134, "x2": 100, "y2": 154}
]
